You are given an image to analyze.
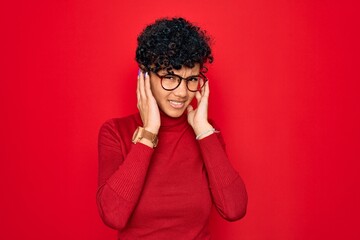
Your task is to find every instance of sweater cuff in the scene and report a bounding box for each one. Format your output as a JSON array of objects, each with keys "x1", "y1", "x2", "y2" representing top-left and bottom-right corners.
[{"x1": 197, "y1": 131, "x2": 219, "y2": 143}]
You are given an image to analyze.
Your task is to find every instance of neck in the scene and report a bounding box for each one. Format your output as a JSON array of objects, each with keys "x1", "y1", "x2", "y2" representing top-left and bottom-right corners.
[{"x1": 159, "y1": 109, "x2": 188, "y2": 128}]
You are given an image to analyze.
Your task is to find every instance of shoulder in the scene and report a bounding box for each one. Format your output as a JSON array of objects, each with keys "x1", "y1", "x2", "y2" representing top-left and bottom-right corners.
[
  {"x1": 100, "y1": 113, "x2": 141, "y2": 131},
  {"x1": 98, "y1": 113, "x2": 142, "y2": 141}
]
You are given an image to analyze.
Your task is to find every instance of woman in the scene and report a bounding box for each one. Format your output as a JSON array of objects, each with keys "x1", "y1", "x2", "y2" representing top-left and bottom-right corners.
[{"x1": 97, "y1": 17, "x2": 248, "y2": 239}]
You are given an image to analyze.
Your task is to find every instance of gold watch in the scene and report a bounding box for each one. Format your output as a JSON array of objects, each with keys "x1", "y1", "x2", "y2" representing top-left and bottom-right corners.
[{"x1": 132, "y1": 127, "x2": 158, "y2": 147}]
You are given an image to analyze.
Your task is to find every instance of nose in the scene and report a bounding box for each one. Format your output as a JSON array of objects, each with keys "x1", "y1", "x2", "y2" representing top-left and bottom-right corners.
[{"x1": 172, "y1": 79, "x2": 188, "y2": 97}]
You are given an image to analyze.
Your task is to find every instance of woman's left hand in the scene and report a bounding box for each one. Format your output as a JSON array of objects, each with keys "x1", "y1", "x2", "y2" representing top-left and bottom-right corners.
[{"x1": 187, "y1": 81, "x2": 214, "y2": 138}]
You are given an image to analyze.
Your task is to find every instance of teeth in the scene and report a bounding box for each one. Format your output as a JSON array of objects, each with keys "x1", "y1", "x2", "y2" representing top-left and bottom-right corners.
[
  {"x1": 169, "y1": 100, "x2": 185, "y2": 109},
  {"x1": 170, "y1": 101, "x2": 183, "y2": 105}
]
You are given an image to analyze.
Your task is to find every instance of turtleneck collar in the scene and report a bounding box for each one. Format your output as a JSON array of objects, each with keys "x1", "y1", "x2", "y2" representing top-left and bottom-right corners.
[
  {"x1": 134, "y1": 109, "x2": 189, "y2": 131},
  {"x1": 159, "y1": 109, "x2": 188, "y2": 129}
]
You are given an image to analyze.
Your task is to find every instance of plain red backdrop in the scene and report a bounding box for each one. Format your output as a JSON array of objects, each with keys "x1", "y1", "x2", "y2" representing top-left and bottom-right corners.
[{"x1": 1, "y1": 0, "x2": 359, "y2": 239}]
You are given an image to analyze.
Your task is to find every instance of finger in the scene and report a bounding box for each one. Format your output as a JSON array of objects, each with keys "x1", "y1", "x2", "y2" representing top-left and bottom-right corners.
[
  {"x1": 138, "y1": 71, "x2": 146, "y2": 100},
  {"x1": 136, "y1": 74, "x2": 140, "y2": 101},
  {"x1": 187, "y1": 105, "x2": 194, "y2": 113},
  {"x1": 203, "y1": 81, "x2": 210, "y2": 97},
  {"x1": 199, "y1": 80, "x2": 207, "y2": 97},
  {"x1": 144, "y1": 72, "x2": 152, "y2": 98},
  {"x1": 199, "y1": 78, "x2": 206, "y2": 96},
  {"x1": 136, "y1": 70, "x2": 141, "y2": 106},
  {"x1": 195, "y1": 91, "x2": 202, "y2": 103}
]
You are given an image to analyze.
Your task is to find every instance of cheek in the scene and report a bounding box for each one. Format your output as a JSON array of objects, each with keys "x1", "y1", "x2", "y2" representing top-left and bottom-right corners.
[{"x1": 150, "y1": 80, "x2": 168, "y2": 103}]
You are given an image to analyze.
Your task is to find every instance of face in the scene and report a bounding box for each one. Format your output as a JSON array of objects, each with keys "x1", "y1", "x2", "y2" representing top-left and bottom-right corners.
[{"x1": 149, "y1": 64, "x2": 200, "y2": 118}]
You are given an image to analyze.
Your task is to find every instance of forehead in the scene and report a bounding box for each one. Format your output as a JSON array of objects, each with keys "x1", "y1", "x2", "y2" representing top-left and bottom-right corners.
[{"x1": 159, "y1": 64, "x2": 201, "y2": 76}]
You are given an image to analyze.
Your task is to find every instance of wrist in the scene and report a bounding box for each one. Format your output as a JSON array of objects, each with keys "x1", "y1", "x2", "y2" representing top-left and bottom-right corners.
[
  {"x1": 196, "y1": 128, "x2": 219, "y2": 140},
  {"x1": 132, "y1": 127, "x2": 159, "y2": 148},
  {"x1": 144, "y1": 126, "x2": 159, "y2": 135},
  {"x1": 139, "y1": 138, "x2": 155, "y2": 148},
  {"x1": 193, "y1": 122, "x2": 213, "y2": 136}
]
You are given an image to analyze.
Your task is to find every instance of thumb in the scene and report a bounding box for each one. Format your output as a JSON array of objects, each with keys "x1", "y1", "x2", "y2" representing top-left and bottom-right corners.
[{"x1": 187, "y1": 105, "x2": 194, "y2": 113}]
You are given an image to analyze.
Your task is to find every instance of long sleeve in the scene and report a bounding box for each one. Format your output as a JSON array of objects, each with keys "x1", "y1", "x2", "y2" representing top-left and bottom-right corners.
[
  {"x1": 198, "y1": 133, "x2": 248, "y2": 221},
  {"x1": 96, "y1": 119, "x2": 153, "y2": 230}
]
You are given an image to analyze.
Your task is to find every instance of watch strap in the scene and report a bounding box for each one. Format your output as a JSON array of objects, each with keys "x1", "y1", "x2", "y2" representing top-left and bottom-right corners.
[{"x1": 132, "y1": 127, "x2": 158, "y2": 147}]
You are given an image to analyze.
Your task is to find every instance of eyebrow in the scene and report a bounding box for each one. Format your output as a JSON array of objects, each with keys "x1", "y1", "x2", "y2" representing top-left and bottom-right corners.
[{"x1": 159, "y1": 71, "x2": 200, "y2": 77}]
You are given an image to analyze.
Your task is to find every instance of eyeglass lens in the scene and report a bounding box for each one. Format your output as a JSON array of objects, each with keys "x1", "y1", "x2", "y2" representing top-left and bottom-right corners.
[{"x1": 161, "y1": 75, "x2": 205, "y2": 91}]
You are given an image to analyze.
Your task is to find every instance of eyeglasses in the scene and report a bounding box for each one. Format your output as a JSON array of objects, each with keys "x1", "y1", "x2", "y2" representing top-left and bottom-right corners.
[{"x1": 152, "y1": 71, "x2": 208, "y2": 92}]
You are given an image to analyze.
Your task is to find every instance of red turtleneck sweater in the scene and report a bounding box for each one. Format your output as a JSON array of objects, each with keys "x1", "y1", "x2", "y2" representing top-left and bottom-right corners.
[{"x1": 97, "y1": 112, "x2": 247, "y2": 239}]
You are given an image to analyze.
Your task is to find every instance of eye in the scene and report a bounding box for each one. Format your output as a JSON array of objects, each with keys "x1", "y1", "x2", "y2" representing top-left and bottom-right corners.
[
  {"x1": 163, "y1": 75, "x2": 177, "y2": 81},
  {"x1": 187, "y1": 76, "x2": 199, "y2": 82}
]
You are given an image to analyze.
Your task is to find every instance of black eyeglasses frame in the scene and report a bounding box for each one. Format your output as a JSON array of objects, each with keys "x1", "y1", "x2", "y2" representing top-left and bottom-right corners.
[{"x1": 151, "y1": 70, "x2": 208, "y2": 92}]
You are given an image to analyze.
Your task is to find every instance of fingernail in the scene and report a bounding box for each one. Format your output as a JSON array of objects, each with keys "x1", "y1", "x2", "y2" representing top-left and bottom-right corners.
[
  {"x1": 145, "y1": 72, "x2": 148, "y2": 78},
  {"x1": 138, "y1": 69, "x2": 141, "y2": 76}
]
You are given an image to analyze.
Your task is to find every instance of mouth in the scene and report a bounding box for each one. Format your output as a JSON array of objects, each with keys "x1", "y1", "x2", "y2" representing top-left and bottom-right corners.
[{"x1": 169, "y1": 100, "x2": 186, "y2": 109}]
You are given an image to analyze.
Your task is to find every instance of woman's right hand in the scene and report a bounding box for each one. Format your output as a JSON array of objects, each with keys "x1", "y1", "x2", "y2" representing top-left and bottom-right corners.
[{"x1": 137, "y1": 70, "x2": 160, "y2": 134}]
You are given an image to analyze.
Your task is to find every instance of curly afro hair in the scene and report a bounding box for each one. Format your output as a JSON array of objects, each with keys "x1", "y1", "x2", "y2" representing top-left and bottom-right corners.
[{"x1": 136, "y1": 17, "x2": 213, "y2": 73}]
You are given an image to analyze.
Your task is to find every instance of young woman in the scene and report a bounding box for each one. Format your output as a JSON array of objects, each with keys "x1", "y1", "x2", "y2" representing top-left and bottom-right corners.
[{"x1": 97, "y1": 17, "x2": 248, "y2": 239}]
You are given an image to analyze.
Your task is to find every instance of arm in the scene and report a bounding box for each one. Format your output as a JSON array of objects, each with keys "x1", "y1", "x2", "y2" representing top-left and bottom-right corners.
[
  {"x1": 96, "y1": 119, "x2": 153, "y2": 230},
  {"x1": 97, "y1": 71, "x2": 160, "y2": 230},
  {"x1": 198, "y1": 131, "x2": 248, "y2": 221},
  {"x1": 187, "y1": 81, "x2": 248, "y2": 221}
]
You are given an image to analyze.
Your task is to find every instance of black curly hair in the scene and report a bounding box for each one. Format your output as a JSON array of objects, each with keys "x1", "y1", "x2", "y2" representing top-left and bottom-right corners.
[{"x1": 135, "y1": 17, "x2": 213, "y2": 73}]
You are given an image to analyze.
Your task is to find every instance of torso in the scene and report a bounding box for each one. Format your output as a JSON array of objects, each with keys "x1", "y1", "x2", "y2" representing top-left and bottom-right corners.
[{"x1": 116, "y1": 113, "x2": 212, "y2": 239}]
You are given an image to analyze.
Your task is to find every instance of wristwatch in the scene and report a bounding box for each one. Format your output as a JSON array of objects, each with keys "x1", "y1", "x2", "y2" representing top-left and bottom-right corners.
[{"x1": 132, "y1": 127, "x2": 158, "y2": 148}]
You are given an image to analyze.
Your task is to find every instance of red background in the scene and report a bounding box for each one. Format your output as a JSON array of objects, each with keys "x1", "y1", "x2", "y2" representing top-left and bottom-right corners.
[{"x1": 1, "y1": 0, "x2": 359, "y2": 239}]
